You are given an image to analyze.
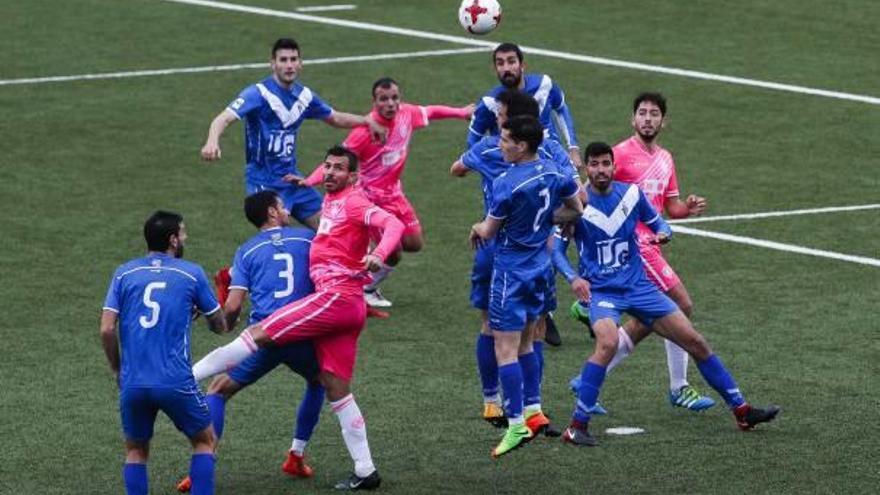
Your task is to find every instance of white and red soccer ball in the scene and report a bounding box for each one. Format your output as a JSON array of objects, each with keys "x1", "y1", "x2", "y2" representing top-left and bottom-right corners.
[{"x1": 458, "y1": 0, "x2": 502, "y2": 35}]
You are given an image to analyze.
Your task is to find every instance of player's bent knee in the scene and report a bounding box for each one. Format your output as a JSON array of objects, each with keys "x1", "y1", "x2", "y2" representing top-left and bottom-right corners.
[
  {"x1": 319, "y1": 371, "x2": 351, "y2": 402},
  {"x1": 190, "y1": 426, "x2": 216, "y2": 454},
  {"x1": 248, "y1": 325, "x2": 271, "y2": 347},
  {"x1": 125, "y1": 441, "x2": 150, "y2": 463}
]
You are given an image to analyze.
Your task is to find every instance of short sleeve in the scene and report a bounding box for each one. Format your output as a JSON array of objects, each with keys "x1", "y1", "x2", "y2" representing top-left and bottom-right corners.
[
  {"x1": 102, "y1": 270, "x2": 121, "y2": 313},
  {"x1": 304, "y1": 90, "x2": 333, "y2": 120},
  {"x1": 193, "y1": 267, "x2": 221, "y2": 315},
  {"x1": 226, "y1": 85, "x2": 262, "y2": 120},
  {"x1": 228, "y1": 248, "x2": 250, "y2": 291},
  {"x1": 558, "y1": 174, "x2": 579, "y2": 199},
  {"x1": 460, "y1": 139, "x2": 489, "y2": 172}
]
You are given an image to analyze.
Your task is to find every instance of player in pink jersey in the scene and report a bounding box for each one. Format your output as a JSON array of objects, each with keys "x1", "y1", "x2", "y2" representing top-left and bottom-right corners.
[
  {"x1": 193, "y1": 146, "x2": 403, "y2": 490},
  {"x1": 299, "y1": 78, "x2": 473, "y2": 309},
  {"x1": 571, "y1": 92, "x2": 715, "y2": 412}
]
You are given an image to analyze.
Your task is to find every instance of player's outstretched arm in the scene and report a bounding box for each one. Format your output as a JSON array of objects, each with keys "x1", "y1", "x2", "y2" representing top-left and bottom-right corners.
[
  {"x1": 201, "y1": 110, "x2": 238, "y2": 161},
  {"x1": 424, "y1": 104, "x2": 475, "y2": 121},
  {"x1": 324, "y1": 111, "x2": 387, "y2": 143},
  {"x1": 99, "y1": 311, "x2": 121, "y2": 383}
]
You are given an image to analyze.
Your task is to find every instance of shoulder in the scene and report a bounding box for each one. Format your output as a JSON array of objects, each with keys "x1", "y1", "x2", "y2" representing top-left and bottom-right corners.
[{"x1": 282, "y1": 226, "x2": 316, "y2": 242}]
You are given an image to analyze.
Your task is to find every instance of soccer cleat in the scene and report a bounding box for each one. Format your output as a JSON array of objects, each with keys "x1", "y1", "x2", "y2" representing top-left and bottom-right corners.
[
  {"x1": 669, "y1": 385, "x2": 716, "y2": 411},
  {"x1": 214, "y1": 266, "x2": 231, "y2": 307},
  {"x1": 365, "y1": 306, "x2": 390, "y2": 319},
  {"x1": 364, "y1": 288, "x2": 392, "y2": 308},
  {"x1": 482, "y1": 402, "x2": 507, "y2": 428},
  {"x1": 734, "y1": 404, "x2": 781, "y2": 431},
  {"x1": 561, "y1": 424, "x2": 599, "y2": 447},
  {"x1": 281, "y1": 451, "x2": 314, "y2": 478},
  {"x1": 491, "y1": 423, "x2": 534, "y2": 458},
  {"x1": 543, "y1": 313, "x2": 562, "y2": 346},
  {"x1": 334, "y1": 470, "x2": 381, "y2": 491},
  {"x1": 569, "y1": 301, "x2": 594, "y2": 337},
  {"x1": 525, "y1": 411, "x2": 562, "y2": 437},
  {"x1": 175, "y1": 475, "x2": 191, "y2": 493}
]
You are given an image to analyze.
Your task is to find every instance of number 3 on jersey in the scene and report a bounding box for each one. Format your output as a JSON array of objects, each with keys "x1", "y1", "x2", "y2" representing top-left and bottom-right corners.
[
  {"x1": 273, "y1": 253, "x2": 294, "y2": 298},
  {"x1": 140, "y1": 281, "x2": 167, "y2": 329},
  {"x1": 533, "y1": 188, "x2": 550, "y2": 232}
]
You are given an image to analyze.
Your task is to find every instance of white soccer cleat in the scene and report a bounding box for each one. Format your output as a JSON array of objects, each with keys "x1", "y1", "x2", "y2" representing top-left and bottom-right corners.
[{"x1": 364, "y1": 289, "x2": 392, "y2": 308}]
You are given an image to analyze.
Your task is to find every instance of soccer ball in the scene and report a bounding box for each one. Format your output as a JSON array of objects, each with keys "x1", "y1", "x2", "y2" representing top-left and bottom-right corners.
[{"x1": 458, "y1": 0, "x2": 502, "y2": 35}]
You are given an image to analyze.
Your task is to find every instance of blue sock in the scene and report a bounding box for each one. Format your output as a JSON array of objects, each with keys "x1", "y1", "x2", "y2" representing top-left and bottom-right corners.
[
  {"x1": 696, "y1": 354, "x2": 745, "y2": 408},
  {"x1": 573, "y1": 362, "x2": 606, "y2": 424},
  {"x1": 189, "y1": 453, "x2": 215, "y2": 495},
  {"x1": 519, "y1": 352, "x2": 541, "y2": 410},
  {"x1": 206, "y1": 394, "x2": 226, "y2": 440},
  {"x1": 295, "y1": 382, "x2": 325, "y2": 442},
  {"x1": 498, "y1": 362, "x2": 524, "y2": 421},
  {"x1": 476, "y1": 334, "x2": 499, "y2": 399},
  {"x1": 533, "y1": 341, "x2": 544, "y2": 381},
  {"x1": 122, "y1": 463, "x2": 147, "y2": 495}
]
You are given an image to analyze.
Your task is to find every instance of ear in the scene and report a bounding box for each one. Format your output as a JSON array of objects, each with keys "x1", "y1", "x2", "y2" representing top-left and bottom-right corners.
[{"x1": 348, "y1": 170, "x2": 359, "y2": 184}]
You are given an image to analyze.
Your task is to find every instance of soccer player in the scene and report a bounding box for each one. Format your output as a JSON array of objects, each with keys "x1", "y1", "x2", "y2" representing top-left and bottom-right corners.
[
  {"x1": 200, "y1": 38, "x2": 386, "y2": 230},
  {"x1": 468, "y1": 42, "x2": 583, "y2": 169},
  {"x1": 452, "y1": 90, "x2": 582, "y2": 427},
  {"x1": 554, "y1": 142, "x2": 780, "y2": 446},
  {"x1": 100, "y1": 211, "x2": 228, "y2": 495},
  {"x1": 299, "y1": 77, "x2": 473, "y2": 308},
  {"x1": 469, "y1": 115, "x2": 582, "y2": 458},
  {"x1": 175, "y1": 191, "x2": 323, "y2": 493},
  {"x1": 191, "y1": 146, "x2": 404, "y2": 490},
  {"x1": 569, "y1": 92, "x2": 715, "y2": 411}
]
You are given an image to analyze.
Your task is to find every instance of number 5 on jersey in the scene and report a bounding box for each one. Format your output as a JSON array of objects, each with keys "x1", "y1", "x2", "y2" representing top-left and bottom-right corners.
[{"x1": 140, "y1": 281, "x2": 167, "y2": 329}]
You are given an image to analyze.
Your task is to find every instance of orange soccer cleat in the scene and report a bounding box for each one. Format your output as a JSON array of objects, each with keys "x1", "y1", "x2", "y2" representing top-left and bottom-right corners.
[{"x1": 281, "y1": 451, "x2": 314, "y2": 478}]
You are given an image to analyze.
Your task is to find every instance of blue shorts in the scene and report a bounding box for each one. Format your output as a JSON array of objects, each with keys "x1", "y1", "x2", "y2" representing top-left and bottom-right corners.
[
  {"x1": 542, "y1": 267, "x2": 558, "y2": 313},
  {"x1": 246, "y1": 180, "x2": 322, "y2": 225},
  {"x1": 589, "y1": 278, "x2": 679, "y2": 328},
  {"x1": 488, "y1": 268, "x2": 547, "y2": 332},
  {"x1": 120, "y1": 383, "x2": 211, "y2": 442},
  {"x1": 228, "y1": 342, "x2": 320, "y2": 386},
  {"x1": 469, "y1": 239, "x2": 496, "y2": 311}
]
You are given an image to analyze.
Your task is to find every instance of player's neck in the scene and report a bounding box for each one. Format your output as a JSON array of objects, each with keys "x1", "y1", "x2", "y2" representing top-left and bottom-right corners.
[
  {"x1": 589, "y1": 184, "x2": 613, "y2": 196},
  {"x1": 148, "y1": 250, "x2": 173, "y2": 258},
  {"x1": 511, "y1": 152, "x2": 538, "y2": 165},
  {"x1": 260, "y1": 223, "x2": 283, "y2": 231},
  {"x1": 634, "y1": 134, "x2": 660, "y2": 153},
  {"x1": 272, "y1": 74, "x2": 294, "y2": 90}
]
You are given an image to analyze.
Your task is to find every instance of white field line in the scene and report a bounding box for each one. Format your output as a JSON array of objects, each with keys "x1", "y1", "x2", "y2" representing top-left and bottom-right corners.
[
  {"x1": 669, "y1": 203, "x2": 880, "y2": 225},
  {"x1": 0, "y1": 47, "x2": 486, "y2": 86},
  {"x1": 296, "y1": 5, "x2": 356, "y2": 12},
  {"x1": 160, "y1": 0, "x2": 880, "y2": 106},
  {"x1": 673, "y1": 225, "x2": 880, "y2": 268}
]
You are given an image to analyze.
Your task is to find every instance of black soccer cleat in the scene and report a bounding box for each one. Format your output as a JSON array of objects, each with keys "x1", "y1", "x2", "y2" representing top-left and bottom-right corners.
[
  {"x1": 561, "y1": 425, "x2": 599, "y2": 447},
  {"x1": 735, "y1": 404, "x2": 781, "y2": 430},
  {"x1": 334, "y1": 470, "x2": 381, "y2": 491},
  {"x1": 543, "y1": 313, "x2": 562, "y2": 347}
]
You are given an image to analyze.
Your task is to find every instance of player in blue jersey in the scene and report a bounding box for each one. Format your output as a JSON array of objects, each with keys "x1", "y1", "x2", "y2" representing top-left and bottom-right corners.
[
  {"x1": 200, "y1": 38, "x2": 387, "y2": 230},
  {"x1": 174, "y1": 191, "x2": 324, "y2": 493},
  {"x1": 100, "y1": 211, "x2": 228, "y2": 495},
  {"x1": 452, "y1": 90, "x2": 583, "y2": 428},
  {"x1": 553, "y1": 142, "x2": 780, "y2": 446},
  {"x1": 468, "y1": 43, "x2": 583, "y2": 170},
  {"x1": 469, "y1": 115, "x2": 583, "y2": 458}
]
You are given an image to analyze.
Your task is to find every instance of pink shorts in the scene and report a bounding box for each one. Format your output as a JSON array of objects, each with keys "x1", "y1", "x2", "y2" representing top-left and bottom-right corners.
[
  {"x1": 639, "y1": 244, "x2": 681, "y2": 293},
  {"x1": 260, "y1": 291, "x2": 367, "y2": 381},
  {"x1": 367, "y1": 193, "x2": 422, "y2": 241}
]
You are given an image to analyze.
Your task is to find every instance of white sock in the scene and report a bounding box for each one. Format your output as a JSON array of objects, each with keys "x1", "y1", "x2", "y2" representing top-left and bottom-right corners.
[
  {"x1": 484, "y1": 393, "x2": 501, "y2": 405},
  {"x1": 290, "y1": 438, "x2": 307, "y2": 455},
  {"x1": 192, "y1": 332, "x2": 257, "y2": 381},
  {"x1": 606, "y1": 327, "x2": 635, "y2": 374},
  {"x1": 365, "y1": 265, "x2": 394, "y2": 291},
  {"x1": 331, "y1": 394, "x2": 375, "y2": 477},
  {"x1": 665, "y1": 339, "x2": 690, "y2": 391}
]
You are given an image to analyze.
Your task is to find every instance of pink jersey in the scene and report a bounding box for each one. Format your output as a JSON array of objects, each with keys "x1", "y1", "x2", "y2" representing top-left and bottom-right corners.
[
  {"x1": 613, "y1": 136, "x2": 680, "y2": 245},
  {"x1": 309, "y1": 185, "x2": 403, "y2": 295},
  {"x1": 344, "y1": 103, "x2": 429, "y2": 198}
]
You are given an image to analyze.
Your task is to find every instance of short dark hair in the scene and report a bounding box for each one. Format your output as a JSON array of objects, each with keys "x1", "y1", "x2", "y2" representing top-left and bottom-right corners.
[
  {"x1": 144, "y1": 210, "x2": 183, "y2": 252},
  {"x1": 584, "y1": 141, "x2": 615, "y2": 162},
  {"x1": 502, "y1": 115, "x2": 543, "y2": 153},
  {"x1": 326, "y1": 145, "x2": 359, "y2": 172},
  {"x1": 244, "y1": 190, "x2": 281, "y2": 228},
  {"x1": 493, "y1": 42, "x2": 523, "y2": 63},
  {"x1": 633, "y1": 92, "x2": 667, "y2": 116},
  {"x1": 497, "y1": 90, "x2": 539, "y2": 119},
  {"x1": 272, "y1": 38, "x2": 300, "y2": 58},
  {"x1": 371, "y1": 77, "x2": 398, "y2": 97}
]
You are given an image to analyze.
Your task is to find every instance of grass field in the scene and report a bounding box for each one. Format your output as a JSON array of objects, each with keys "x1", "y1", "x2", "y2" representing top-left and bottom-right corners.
[{"x1": 1, "y1": 1, "x2": 878, "y2": 493}]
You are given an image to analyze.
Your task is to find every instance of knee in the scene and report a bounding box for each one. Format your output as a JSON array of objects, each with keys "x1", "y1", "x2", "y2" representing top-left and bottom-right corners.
[{"x1": 678, "y1": 300, "x2": 694, "y2": 318}]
